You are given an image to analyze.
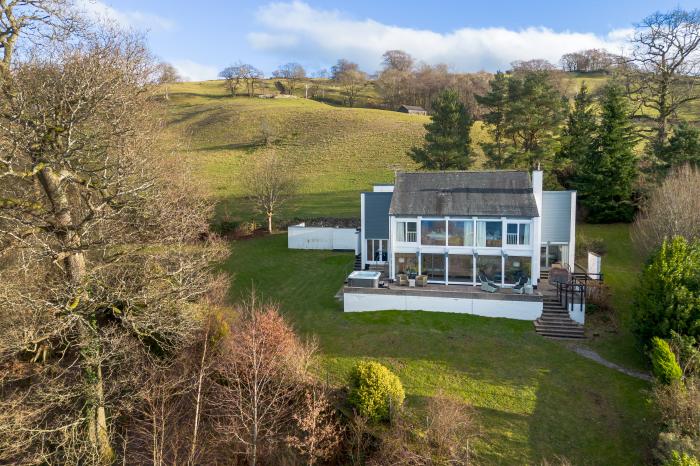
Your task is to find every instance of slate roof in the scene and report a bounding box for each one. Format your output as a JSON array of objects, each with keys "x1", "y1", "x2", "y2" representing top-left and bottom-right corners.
[
  {"x1": 399, "y1": 105, "x2": 427, "y2": 112},
  {"x1": 388, "y1": 171, "x2": 539, "y2": 217}
]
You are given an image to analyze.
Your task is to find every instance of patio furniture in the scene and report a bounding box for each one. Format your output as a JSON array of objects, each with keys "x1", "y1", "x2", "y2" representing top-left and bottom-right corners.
[
  {"x1": 512, "y1": 276, "x2": 528, "y2": 294},
  {"x1": 415, "y1": 275, "x2": 428, "y2": 287},
  {"x1": 478, "y1": 273, "x2": 499, "y2": 293},
  {"x1": 398, "y1": 274, "x2": 409, "y2": 286},
  {"x1": 409, "y1": 278, "x2": 416, "y2": 287}
]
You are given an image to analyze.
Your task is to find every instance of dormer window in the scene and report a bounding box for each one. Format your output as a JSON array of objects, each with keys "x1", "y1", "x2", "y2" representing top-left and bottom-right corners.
[{"x1": 397, "y1": 221, "x2": 417, "y2": 242}]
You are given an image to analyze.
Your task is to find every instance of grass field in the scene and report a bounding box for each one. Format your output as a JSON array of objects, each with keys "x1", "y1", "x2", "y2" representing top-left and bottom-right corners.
[
  {"x1": 224, "y1": 234, "x2": 654, "y2": 465},
  {"x1": 165, "y1": 80, "x2": 660, "y2": 464},
  {"x1": 577, "y1": 224, "x2": 649, "y2": 372}
]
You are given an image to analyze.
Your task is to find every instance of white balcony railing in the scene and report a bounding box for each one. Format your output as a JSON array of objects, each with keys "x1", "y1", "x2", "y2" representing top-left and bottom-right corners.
[
  {"x1": 406, "y1": 231, "x2": 417, "y2": 242},
  {"x1": 506, "y1": 232, "x2": 519, "y2": 245}
]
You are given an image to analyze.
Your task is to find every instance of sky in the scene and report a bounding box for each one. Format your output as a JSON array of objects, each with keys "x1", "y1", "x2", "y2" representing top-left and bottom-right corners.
[{"x1": 79, "y1": 0, "x2": 700, "y2": 81}]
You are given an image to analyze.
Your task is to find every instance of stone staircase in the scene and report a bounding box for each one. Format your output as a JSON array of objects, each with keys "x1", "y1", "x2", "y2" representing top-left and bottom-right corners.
[{"x1": 534, "y1": 295, "x2": 585, "y2": 339}]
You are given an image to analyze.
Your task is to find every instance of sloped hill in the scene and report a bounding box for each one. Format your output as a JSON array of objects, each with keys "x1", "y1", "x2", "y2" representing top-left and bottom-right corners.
[{"x1": 165, "y1": 80, "x2": 489, "y2": 221}]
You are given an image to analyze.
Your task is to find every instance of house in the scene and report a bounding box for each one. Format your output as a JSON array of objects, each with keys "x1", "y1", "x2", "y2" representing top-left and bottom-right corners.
[
  {"x1": 398, "y1": 105, "x2": 427, "y2": 115},
  {"x1": 348, "y1": 170, "x2": 578, "y2": 321}
]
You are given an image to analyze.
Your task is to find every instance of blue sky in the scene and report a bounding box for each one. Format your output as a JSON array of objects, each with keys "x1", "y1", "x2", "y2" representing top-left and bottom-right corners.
[{"x1": 82, "y1": 0, "x2": 700, "y2": 80}]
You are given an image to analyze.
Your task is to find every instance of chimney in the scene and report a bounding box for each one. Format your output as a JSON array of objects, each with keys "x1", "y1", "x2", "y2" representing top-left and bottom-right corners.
[{"x1": 532, "y1": 169, "x2": 543, "y2": 213}]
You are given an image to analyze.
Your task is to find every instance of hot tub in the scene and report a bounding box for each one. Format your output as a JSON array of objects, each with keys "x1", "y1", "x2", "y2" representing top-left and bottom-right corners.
[{"x1": 348, "y1": 270, "x2": 381, "y2": 288}]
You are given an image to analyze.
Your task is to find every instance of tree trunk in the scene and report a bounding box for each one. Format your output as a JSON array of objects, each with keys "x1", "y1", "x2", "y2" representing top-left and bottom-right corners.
[
  {"x1": 37, "y1": 167, "x2": 86, "y2": 283},
  {"x1": 189, "y1": 326, "x2": 210, "y2": 465},
  {"x1": 38, "y1": 167, "x2": 113, "y2": 461},
  {"x1": 267, "y1": 213, "x2": 273, "y2": 233}
]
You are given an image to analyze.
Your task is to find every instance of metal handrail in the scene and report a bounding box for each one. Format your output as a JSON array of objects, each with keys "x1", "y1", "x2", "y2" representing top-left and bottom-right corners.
[{"x1": 554, "y1": 274, "x2": 589, "y2": 314}]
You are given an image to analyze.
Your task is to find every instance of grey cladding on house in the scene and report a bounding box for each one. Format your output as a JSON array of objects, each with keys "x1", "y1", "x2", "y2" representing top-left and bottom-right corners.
[
  {"x1": 388, "y1": 171, "x2": 539, "y2": 217},
  {"x1": 364, "y1": 192, "x2": 392, "y2": 239}
]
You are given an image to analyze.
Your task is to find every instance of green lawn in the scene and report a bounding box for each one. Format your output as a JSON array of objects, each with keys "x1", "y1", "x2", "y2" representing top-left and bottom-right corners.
[
  {"x1": 224, "y1": 234, "x2": 654, "y2": 465},
  {"x1": 576, "y1": 224, "x2": 649, "y2": 372}
]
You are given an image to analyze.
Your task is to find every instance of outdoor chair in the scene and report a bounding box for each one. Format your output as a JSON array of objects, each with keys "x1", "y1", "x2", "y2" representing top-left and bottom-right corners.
[
  {"x1": 478, "y1": 273, "x2": 499, "y2": 293},
  {"x1": 415, "y1": 275, "x2": 428, "y2": 287},
  {"x1": 512, "y1": 276, "x2": 529, "y2": 294},
  {"x1": 398, "y1": 274, "x2": 409, "y2": 286}
]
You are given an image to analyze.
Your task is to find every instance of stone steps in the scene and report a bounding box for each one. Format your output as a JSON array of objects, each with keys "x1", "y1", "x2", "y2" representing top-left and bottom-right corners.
[{"x1": 535, "y1": 298, "x2": 586, "y2": 339}]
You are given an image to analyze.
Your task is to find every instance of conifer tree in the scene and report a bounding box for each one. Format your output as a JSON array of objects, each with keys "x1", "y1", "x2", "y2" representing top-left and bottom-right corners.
[
  {"x1": 557, "y1": 82, "x2": 597, "y2": 187},
  {"x1": 576, "y1": 82, "x2": 638, "y2": 223},
  {"x1": 409, "y1": 89, "x2": 474, "y2": 170},
  {"x1": 649, "y1": 121, "x2": 700, "y2": 177},
  {"x1": 477, "y1": 71, "x2": 514, "y2": 168}
]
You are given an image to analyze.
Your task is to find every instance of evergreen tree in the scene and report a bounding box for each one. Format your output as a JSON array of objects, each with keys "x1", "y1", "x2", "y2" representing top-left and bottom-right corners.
[
  {"x1": 504, "y1": 71, "x2": 568, "y2": 170},
  {"x1": 575, "y1": 82, "x2": 638, "y2": 223},
  {"x1": 633, "y1": 236, "x2": 700, "y2": 344},
  {"x1": 476, "y1": 71, "x2": 515, "y2": 168},
  {"x1": 648, "y1": 121, "x2": 700, "y2": 177},
  {"x1": 409, "y1": 89, "x2": 474, "y2": 169},
  {"x1": 478, "y1": 71, "x2": 567, "y2": 174},
  {"x1": 556, "y1": 82, "x2": 597, "y2": 187}
]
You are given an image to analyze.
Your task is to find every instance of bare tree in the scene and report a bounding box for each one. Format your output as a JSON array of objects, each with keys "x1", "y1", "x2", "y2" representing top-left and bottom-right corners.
[
  {"x1": 242, "y1": 150, "x2": 298, "y2": 233},
  {"x1": 632, "y1": 164, "x2": 700, "y2": 255},
  {"x1": 625, "y1": 8, "x2": 700, "y2": 146},
  {"x1": 382, "y1": 49, "x2": 414, "y2": 72},
  {"x1": 273, "y1": 62, "x2": 306, "y2": 95},
  {"x1": 286, "y1": 385, "x2": 343, "y2": 466},
  {"x1": 246, "y1": 65, "x2": 264, "y2": 97},
  {"x1": 511, "y1": 58, "x2": 557, "y2": 72},
  {"x1": 213, "y1": 295, "x2": 314, "y2": 465},
  {"x1": 0, "y1": 30, "x2": 225, "y2": 464},
  {"x1": 330, "y1": 58, "x2": 359, "y2": 79},
  {"x1": 0, "y1": 0, "x2": 79, "y2": 75},
  {"x1": 156, "y1": 61, "x2": 181, "y2": 100},
  {"x1": 219, "y1": 62, "x2": 248, "y2": 96},
  {"x1": 335, "y1": 65, "x2": 367, "y2": 107}
]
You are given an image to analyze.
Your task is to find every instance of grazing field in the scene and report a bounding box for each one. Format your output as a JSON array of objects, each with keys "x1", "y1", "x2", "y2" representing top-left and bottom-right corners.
[
  {"x1": 165, "y1": 80, "x2": 453, "y2": 221},
  {"x1": 166, "y1": 80, "x2": 657, "y2": 464},
  {"x1": 224, "y1": 234, "x2": 654, "y2": 465}
]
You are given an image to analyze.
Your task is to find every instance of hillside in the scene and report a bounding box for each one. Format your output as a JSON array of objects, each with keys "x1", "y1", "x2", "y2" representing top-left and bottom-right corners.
[{"x1": 165, "y1": 80, "x2": 442, "y2": 221}]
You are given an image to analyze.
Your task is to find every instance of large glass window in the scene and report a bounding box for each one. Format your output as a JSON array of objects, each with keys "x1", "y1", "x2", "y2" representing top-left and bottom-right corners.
[
  {"x1": 367, "y1": 239, "x2": 388, "y2": 262},
  {"x1": 448, "y1": 254, "x2": 473, "y2": 283},
  {"x1": 395, "y1": 253, "x2": 418, "y2": 275},
  {"x1": 476, "y1": 221, "x2": 502, "y2": 247},
  {"x1": 477, "y1": 255, "x2": 502, "y2": 283},
  {"x1": 504, "y1": 256, "x2": 532, "y2": 284},
  {"x1": 506, "y1": 223, "x2": 530, "y2": 246},
  {"x1": 397, "y1": 221, "x2": 417, "y2": 242},
  {"x1": 421, "y1": 220, "x2": 446, "y2": 246},
  {"x1": 448, "y1": 220, "x2": 474, "y2": 247},
  {"x1": 421, "y1": 253, "x2": 445, "y2": 282}
]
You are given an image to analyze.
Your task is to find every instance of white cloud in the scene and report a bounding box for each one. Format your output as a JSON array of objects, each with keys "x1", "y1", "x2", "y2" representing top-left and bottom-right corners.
[
  {"x1": 77, "y1": 0, "x2": 175, "y2": 31},
  {"x1": 171, "y1": 59, "x2": 219, "y2": 82},
  {"x1": 248, "y1": 1, "x2": 633, "y2": 72}
]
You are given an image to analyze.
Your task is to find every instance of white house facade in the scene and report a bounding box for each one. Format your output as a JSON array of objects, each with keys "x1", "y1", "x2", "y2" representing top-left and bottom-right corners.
[{"x1": 360, "y1": 170, "x2": 576, "y2": 288}]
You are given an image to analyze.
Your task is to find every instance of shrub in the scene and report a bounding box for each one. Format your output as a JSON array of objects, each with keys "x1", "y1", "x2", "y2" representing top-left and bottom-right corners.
[
  {"x1": 348, "y1": 361, "x2": 405, "y2": 422},
  {"x1": 664, "y1": 451, "x2": 700, "y2": 466},
  {"x1": 576, "y1": 234, "x2": 608, "y2": 258},
  {"x1": 632, "y1": 236, "x2": 700, "y2": 345},
  {"x1": 650, "y1": 337, "x2": 683, "y2": 384}
]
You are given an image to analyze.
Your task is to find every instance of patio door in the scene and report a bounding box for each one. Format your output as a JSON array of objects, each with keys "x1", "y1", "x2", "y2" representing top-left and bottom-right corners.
[
  {"x1": 540, "y1": 243, "x2": 569, "y2": 269},
  {"x1": 367, "y1": 239, "x2": 388, "y2": 263},
  {"x1": 421, "y1": 253, "x2": 445, "y2": 282}
]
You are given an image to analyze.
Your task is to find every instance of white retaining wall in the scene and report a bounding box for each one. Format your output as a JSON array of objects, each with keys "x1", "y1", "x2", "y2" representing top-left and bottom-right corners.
[
  {"x1": 288, "y1": 224, "x2": 359, "y2": 252},
  {"x1": 343, "y1": 293, "x2": 543, "y2": 320}
]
